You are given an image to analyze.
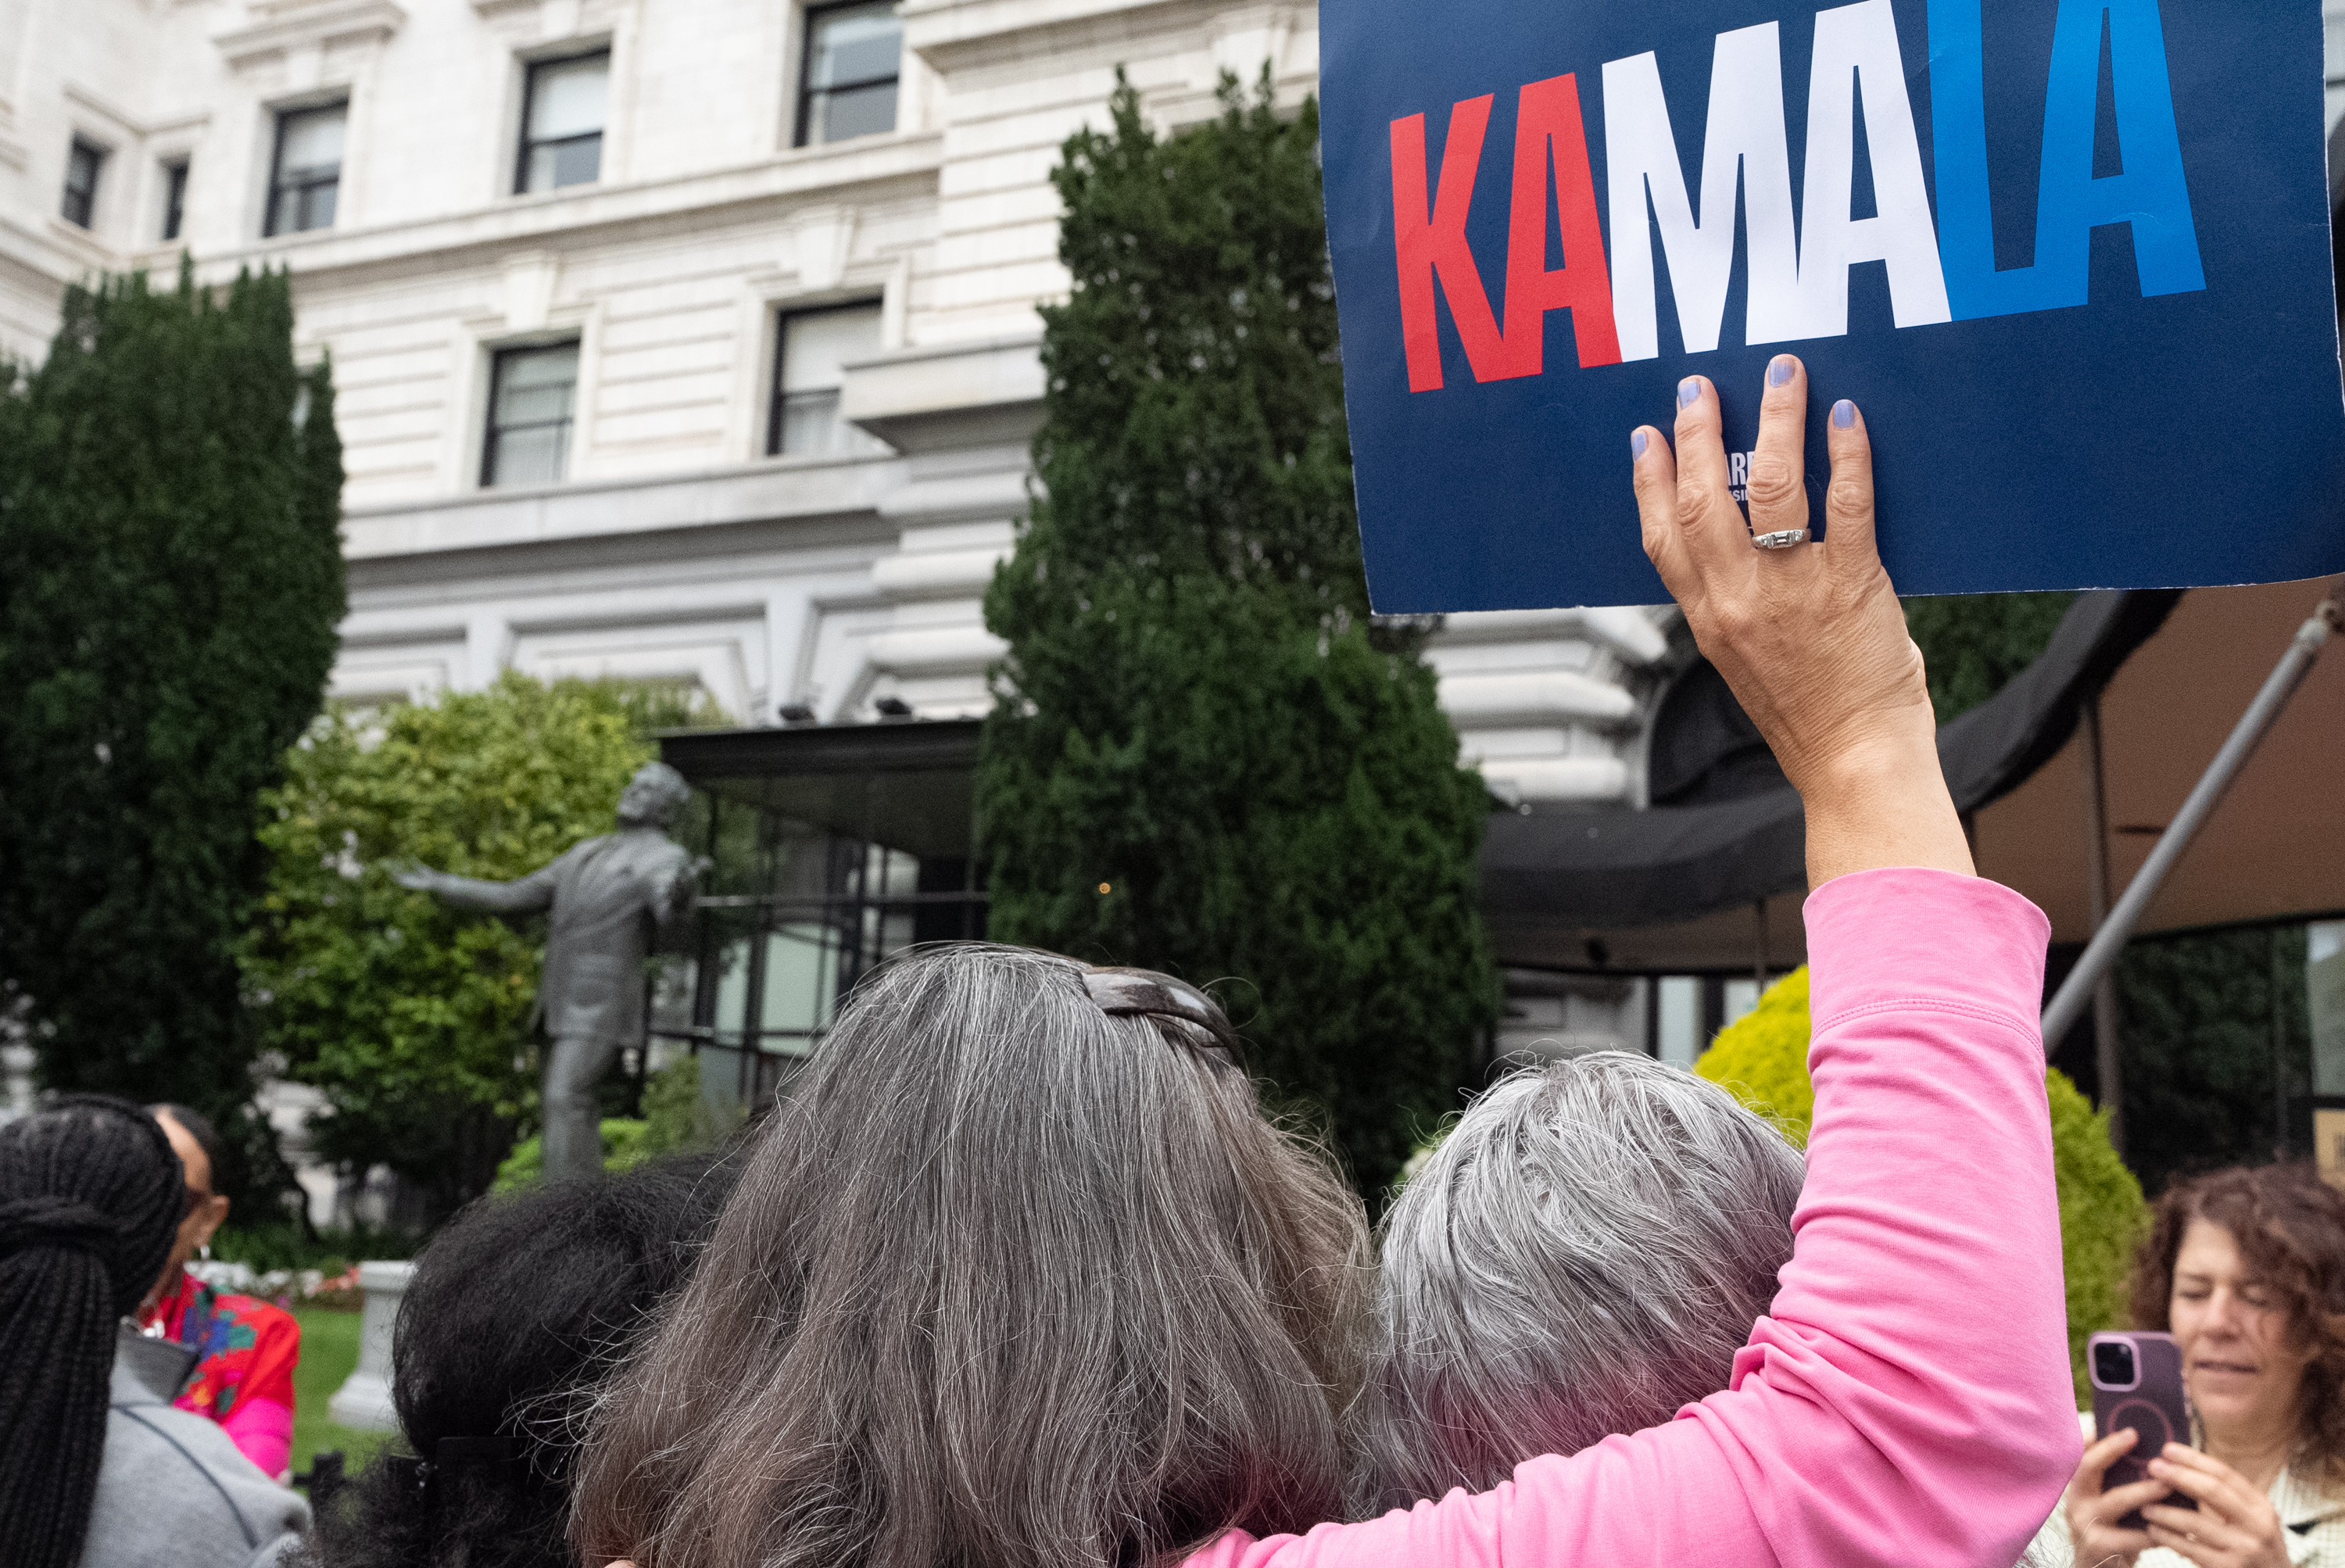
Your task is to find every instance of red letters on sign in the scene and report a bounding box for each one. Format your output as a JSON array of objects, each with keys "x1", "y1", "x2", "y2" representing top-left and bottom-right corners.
[
  {"x1": 1505, "y1": 73, "x2": 1622, "y2": 371},
  {"x1": 1390, "y1": 75, "x2": 1622, "y2": 391},
  {"x1": 1391, "y1": 95, "x2": 1509, "y2": 392}
]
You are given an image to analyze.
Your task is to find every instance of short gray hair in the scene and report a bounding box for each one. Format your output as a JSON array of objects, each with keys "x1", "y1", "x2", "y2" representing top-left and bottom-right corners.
[{"x1": 1357, "y1": 1051, "x2": 1806, "y2": 1512}]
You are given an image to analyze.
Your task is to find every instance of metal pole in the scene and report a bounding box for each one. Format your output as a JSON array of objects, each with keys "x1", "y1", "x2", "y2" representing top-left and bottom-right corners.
[
  {"x1": 2043, "y1": 588, "x2": 2343, "y2": 1051},
  {"x1": 1753, "y1": 900, "x2": 1769, "y2": 990},
  {"x1": 2079, "y1": 695, "x2": 2125, "y2": 1152},
  {"x1": 2275, "y1": 925, "x2": 2292, "y2": 1162}
]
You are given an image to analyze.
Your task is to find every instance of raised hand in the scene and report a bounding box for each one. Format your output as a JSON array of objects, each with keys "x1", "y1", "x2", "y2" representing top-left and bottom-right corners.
[{"x1": 1630, "y1": 355, "x2": 1971, "y2": 886}]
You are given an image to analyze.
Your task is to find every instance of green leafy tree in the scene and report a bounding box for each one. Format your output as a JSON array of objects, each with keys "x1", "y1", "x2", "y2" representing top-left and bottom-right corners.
[
  {"x1": 2114, "y1": 925, "x2": 2308, "y2": 1198},
  {"x1": 1902, "y1": 595, "x2": 2313, "y2": 1192},
  {"x1": 1903, "y1": 591, "x2": 2078, "y2": 722},
  {"x1": 0, "y1": 267, "x2": 344, "y2": 1201},
  {"x1": 240, "y1": 675, "x2": 675, "y2": 1217},
  {"x1": 977, "y1": 76, "x2": 1497, "y2": 1194},
  {"x1": 1697, "y1": 968, "x2": 2150, "y2": 1402}
]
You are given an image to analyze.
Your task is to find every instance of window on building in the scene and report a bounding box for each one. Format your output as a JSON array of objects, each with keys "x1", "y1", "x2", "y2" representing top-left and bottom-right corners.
[
  {"x1": 768, "y1": 304, "x2": 885, "y2": 457},
  {"x1": 796, "y1": 1, "x2": 902, "y2": 147},
  {"x1": 1645, "y1": 972, "x2": 1778, "y2": 1068},
  {"x1": 160, "y1": 159, "x2": 189, "y2": 242},
  {"x1": 659, "y1": 728, "x2": 989, "y2": 1108},
  {"x1": 267, "y1": 102, "x2": 346, "y2": 237},
  {"x1": 61, "y1": 138, "x2": 105, "y2": 228},
  {"x1": 1653, "y1": 976, "x2": 1701, "y2": 1067},
  {"x1": 482, "y1": 341, "x2": 581, "y2": 488},
  {"x1": 516, "y1": 51, "x2": 609, "y2": 195}
]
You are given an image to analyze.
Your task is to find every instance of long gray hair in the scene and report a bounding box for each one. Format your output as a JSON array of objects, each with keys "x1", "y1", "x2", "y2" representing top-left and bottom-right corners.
[
  {"x1": 1357, "y1": 1050, "x2": 1806, "y2": 1513},
  {"x1": 571, "y1": 943, "x2": 1373, "y2": 1568}
]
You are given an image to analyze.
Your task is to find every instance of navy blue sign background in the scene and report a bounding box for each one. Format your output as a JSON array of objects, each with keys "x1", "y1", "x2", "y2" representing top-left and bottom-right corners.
[{"x1": 1321, "y1": 0, "x2": 2345, "y2": 610}]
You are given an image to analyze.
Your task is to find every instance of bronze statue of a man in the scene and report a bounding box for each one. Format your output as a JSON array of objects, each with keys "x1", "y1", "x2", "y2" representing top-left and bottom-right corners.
[{"x1": 396, "y1": 761, "x2": 704, "y2": 1185}]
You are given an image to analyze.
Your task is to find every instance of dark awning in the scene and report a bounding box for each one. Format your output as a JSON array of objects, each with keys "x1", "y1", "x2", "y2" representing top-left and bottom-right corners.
[
  {"x1": 1480, "y1": 589, "x2": 2182, "y2": 945},
  {"x1": 660, "y1": 717, "x2": 983, "y2": 860}
]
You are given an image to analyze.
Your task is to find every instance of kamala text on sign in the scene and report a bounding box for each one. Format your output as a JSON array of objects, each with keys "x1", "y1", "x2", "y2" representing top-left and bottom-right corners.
[{"x1": 1320, "y1": 0, "x2": 2345, "y2": 611}]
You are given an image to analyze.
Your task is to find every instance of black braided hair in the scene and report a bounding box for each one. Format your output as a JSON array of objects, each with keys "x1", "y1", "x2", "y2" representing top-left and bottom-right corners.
[
  {"x1": 315, "y1": 1150, "x2": 743, "y2": 1568},
  {"x1": 0, "y1": 1094, "x2": 188, "y2": 1568}
]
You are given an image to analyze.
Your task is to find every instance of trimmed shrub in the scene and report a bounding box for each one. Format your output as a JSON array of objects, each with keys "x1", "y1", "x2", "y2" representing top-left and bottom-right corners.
[{"x1": 1699, "y1": 968, "x2": 2148, "y2": 1402}]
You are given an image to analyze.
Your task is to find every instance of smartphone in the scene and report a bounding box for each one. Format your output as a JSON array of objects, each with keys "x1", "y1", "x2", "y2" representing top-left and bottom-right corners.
[{"x1": 2089, "y1": 1330, "x2": 2198, "y2": 1530}]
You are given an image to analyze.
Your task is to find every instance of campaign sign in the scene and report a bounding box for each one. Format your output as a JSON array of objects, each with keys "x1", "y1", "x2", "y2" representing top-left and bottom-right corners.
[{"x1": 1320, "y1": 0, "x2": 2345, "y2": 610}]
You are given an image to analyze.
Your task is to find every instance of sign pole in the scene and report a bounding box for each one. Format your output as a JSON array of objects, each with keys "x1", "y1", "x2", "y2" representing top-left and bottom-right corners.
[
  {"x1": 2078, "y1": 695, "x2": 2125, "y2": 1152},
  {"x1": 2042, "y1": 585, "x2": 2344, "y2": 1053}
]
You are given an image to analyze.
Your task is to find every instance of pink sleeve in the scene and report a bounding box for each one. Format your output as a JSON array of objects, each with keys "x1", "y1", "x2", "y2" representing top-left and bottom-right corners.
[
  {"x1": 1187, "y1": 867, "x2": 2079, "y2": 1568},
  {"x1": 220, "y1": 1396, "x2": 295, "y2": 1480}
]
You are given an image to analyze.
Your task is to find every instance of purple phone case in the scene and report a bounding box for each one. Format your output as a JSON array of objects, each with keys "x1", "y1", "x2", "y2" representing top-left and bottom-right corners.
[{"x1": 2090, "y1": 1331, "x2": 2197, "y2": 1531}]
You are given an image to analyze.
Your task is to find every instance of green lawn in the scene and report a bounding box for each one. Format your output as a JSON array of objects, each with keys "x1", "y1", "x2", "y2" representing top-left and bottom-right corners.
[{"x1": 290, "y1": 1305, "x2": 398, "y2": 1479}]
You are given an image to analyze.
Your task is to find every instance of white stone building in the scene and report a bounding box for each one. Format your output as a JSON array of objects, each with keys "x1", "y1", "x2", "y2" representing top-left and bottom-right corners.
[
  {"x1": 0, "y1": 0, "x2": 1663, "y2": 802},
  {"x1": 3, "y1": 0, "x2": 2332, "y2": 1093},
  {"x1": 0, "y1": 0, "x2": 1688, "y2": 1083}
]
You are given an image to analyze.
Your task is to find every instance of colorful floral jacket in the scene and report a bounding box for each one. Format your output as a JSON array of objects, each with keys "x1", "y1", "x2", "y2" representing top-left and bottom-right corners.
[{"x1": 139, "y1": 1268, "x2": 301, "y2": 1479}]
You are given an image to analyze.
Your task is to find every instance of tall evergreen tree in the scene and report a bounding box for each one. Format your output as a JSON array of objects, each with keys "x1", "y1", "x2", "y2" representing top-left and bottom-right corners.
[
  {"x1": 1903, "y1": 591, "x2": 2078, "y2": 721},
  {"x1": 979, "y1": 77, "x2": 1496, "y2": 1194},
  {"x1": 0, "y1": 267, "x2": 345, "y2": 1199}
]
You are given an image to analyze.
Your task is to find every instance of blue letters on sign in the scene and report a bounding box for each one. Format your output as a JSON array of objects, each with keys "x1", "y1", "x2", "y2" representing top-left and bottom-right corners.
[
  {"x1": 1319, "y1": 0, "x2": 2345, "y2": 610},
  {"x1": 1933, "y1": 0, "x2": 2205, "y2": 318}
]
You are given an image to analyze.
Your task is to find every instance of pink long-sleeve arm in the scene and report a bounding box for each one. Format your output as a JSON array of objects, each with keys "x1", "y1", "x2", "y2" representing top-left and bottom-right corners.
[{"x1": 1186, "y1": 867, "x2": 2079, "y2": 1568}]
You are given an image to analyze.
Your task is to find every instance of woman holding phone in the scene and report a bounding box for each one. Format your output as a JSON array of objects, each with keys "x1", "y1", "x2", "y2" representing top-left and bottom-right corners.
[
  {"x1": 2053, "y1": 1164, "x2": 2345, "y2": 1567},
  {"x1": 575, "y1": 360, "x2": 2081, "y2": 1568}
]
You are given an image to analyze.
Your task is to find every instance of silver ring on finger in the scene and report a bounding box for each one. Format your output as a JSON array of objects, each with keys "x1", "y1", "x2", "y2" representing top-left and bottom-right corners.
[{"x1": 1752, "y1": 528, "x2": 1811, "y2": 550}]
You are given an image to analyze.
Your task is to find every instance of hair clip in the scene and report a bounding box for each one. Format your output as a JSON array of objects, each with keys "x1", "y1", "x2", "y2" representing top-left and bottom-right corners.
[{"x1": 1080, "y1": 967, "x2": 1244, "y2": 1067}]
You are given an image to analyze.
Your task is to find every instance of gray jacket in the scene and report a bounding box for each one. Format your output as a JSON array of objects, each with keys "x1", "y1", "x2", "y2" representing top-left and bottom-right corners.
[{"x1": 75, "y1": 1330, "x2": 311, "y2": 1568}]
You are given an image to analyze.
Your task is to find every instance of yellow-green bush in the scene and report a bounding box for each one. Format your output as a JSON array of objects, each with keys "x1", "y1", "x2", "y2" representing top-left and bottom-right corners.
[
  {"x1": 1698, "y1": 968, "x2": 2147, "y2": 1403},
  {"x1": 1693, "y1": 969, "x2": 1815, "y2": 1141}
]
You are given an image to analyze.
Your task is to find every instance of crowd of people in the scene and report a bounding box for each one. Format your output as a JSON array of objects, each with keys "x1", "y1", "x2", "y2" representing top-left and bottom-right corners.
[{"x1": 4, "y1": 360, "x2": 2340, "y2": 1568}]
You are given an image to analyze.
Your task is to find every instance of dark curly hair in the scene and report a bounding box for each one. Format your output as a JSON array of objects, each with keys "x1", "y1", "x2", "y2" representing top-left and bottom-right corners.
[
  {"x1": 314, "y1": 1150, "x2": 742, "y2": 1568},
  {"x1": 2128, "y1": 1162, "x2": 2345, "y2": 1484}
]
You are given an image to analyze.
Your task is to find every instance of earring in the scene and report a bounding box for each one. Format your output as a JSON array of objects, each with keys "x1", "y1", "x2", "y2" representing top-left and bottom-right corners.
[{"x1": 199, "y1": 1244, "x2": 211, "y2": 1262}]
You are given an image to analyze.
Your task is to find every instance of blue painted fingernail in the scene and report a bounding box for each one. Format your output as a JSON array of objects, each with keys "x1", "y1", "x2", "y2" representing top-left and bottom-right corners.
[
  {"x1": 1631, "y1": 429, "x2": 1648, "y2": 459},
  {"x1": 1832, "y1": 399, "x2": 1856, "y2": 429},
  {"x1": 1767, "y1": 356, "x2": 1795, "y2": 388},
  {"x1": 1678, "y1": 378, "x2": 1702, "y2": 408}
]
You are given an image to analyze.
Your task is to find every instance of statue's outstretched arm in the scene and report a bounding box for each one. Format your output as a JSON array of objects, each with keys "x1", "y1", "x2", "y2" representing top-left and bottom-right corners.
[{"x1": 393, "y1": 857, "x2": 563, "y2": 915}]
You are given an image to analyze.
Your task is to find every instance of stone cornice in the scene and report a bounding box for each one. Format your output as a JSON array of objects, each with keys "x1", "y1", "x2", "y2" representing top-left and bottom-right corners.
[
  {"x1": 213, "y1": 0, "x2": 407, "y2": 69},
  {"x1": 146, "y1": 131, "x2": 942, "y2": 286},
  {"x1": 340, "y1": 453, "x2": 905, "y2": 570},
  {"x1": 901, "y1": 0, "x2": 1199, "y2": 73},
  {"x1": 0, "y1": 209, "x2": 116, "y2": 289},
  {"x1": 843, "y1": 335, "x2": 1044, "y2": 454},
  {"x1": 61, "y1": 82, "x2": 145, "y2": 135},
  {"x1": 58, "y1": 83, "x2": 213, "y2": 141}
]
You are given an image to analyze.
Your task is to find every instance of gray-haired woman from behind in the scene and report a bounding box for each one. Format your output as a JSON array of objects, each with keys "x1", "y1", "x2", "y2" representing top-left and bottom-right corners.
[
  {"x1": 1358, "y1": 1051, "x2": 1806, "y2": 1513},
  {"x1": 575, "y1": 359, "x2": 2085, "y2": 1568}
]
